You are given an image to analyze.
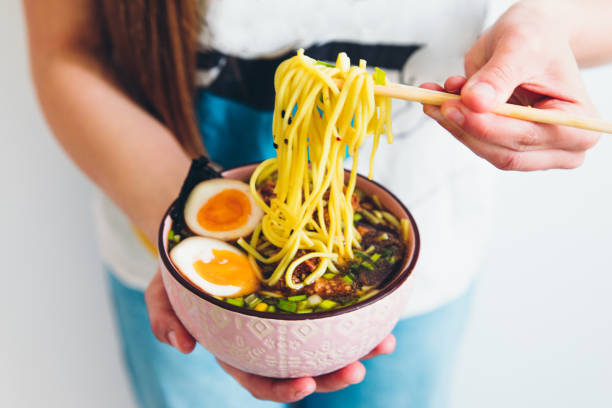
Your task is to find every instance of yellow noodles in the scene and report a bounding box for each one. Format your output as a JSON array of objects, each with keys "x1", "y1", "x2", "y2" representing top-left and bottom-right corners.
[{"x1": 241, "y1": 50, "x2": 392, "y2": 289}]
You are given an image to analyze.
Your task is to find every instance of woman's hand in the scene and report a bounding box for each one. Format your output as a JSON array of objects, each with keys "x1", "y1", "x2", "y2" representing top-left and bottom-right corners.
[
  {"x1": 145, "y1": 269, "x2": 197, "y2": 353},
  {"x1": 145, "y1": 268, "x2": 396, "y2": 402},
  {"x1": 217, "y1": 334, "x2": 396, "y2": 403},
  {"x1": 421, "y1": 1, "x2": 600, "y2": 171}
]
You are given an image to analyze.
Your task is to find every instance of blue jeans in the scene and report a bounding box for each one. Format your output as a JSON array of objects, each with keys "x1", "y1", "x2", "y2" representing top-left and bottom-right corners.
[{"x1": 108, "y1": 269, "x2": 473, "y2": 408}]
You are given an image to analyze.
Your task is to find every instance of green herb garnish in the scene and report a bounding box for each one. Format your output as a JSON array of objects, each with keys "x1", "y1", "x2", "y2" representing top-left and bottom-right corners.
[
  {"x1": 226, "y1": 297, "x2": 244, "y2": 307},
  {"x1": 277, "y1": 299, "x2": 297, "y2": 313},
  {"x1": 316, "y1": 60, "x2": 335, "y2": 68},
  {"x1": 288, "y1": 294, "x2": 307, "y2": 302},
  {"x1": 374, "y1": 67, "x2": 386, "y2": 85},
  {"x1": 319, "y1": 299, "x2": 338, "y2": 310},
  {"x1": 362, "y1": 261, "x2": 375, "y2": 271}
]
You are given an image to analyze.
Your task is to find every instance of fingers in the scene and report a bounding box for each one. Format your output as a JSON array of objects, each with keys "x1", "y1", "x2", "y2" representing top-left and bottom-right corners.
[
  {"x1": 461, "y1": 35, "x2": 532, "y2": 113},
  {"x1": 423, "y1": 101, "x2": 587, "y2": 171},
  {"x1": 313, "y1": 362, "x2": 366, "y2": 393},
  {"x1": 360, "y1": 334, "x2": 396, "y2": 361},
  {"x1": 218, "y1": 359, "x2": 316, "y2": 403},
  {"x1": 144, "y1": 269, "x2": 196, "y2": 353},
  {"x1": 217, "y1": 336, "x2": 396, "y2": 401}
]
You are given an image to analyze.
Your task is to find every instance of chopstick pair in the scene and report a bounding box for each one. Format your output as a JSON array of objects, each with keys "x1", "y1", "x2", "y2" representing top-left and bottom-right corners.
[{"x1": 338, "y1": 79, "x2": 612, "y2": 134}]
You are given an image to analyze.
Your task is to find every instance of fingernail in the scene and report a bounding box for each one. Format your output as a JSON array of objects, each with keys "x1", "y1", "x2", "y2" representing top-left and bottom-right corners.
[
  {"x1": 442, "y1": 107, "x2": 464, "y2": 126},
  {"x1": 294, "y1": 390, "x2": 310, "y2": 400},
  {"x1": 469, "y1": 82, "x2": 496, "y2": 104},
  {"x1": 168, "y1": 331, "x2": 179, "y2": 349}
]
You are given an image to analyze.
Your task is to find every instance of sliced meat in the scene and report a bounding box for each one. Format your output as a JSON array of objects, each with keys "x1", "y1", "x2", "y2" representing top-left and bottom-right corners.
[{"x1": 305, "y1": 277, "x2": 355, "y2": 297}]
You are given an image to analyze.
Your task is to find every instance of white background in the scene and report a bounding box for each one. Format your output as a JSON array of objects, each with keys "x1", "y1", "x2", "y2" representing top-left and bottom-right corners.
[{"x1": 2, "y1": 1, "x2": 611, "y2": 407}]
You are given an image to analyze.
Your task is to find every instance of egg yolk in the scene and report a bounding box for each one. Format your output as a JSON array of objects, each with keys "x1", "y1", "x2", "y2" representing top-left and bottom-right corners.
[
  {"x1": 197, "y1": 189, "x2": 252, "y2": 232},
  {"x1": 193, "y1": 249, "x2": 259, "y2": 296}
]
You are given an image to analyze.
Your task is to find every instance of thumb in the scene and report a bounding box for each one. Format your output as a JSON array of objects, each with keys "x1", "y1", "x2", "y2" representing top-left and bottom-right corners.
[
  {"x1": 145, "y1": 269, "x2": 196, "y2": 353},
  {"x1": 461, "y1": 41, "x2": 530, "y2": 113}
]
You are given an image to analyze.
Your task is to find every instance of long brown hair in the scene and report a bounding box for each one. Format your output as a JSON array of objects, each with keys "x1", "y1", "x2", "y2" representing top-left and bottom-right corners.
[{"x1": 97, "y1": 0, "x2": 206, "y2": 157}]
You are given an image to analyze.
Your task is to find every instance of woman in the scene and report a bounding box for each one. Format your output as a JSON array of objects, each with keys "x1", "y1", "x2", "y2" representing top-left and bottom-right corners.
[{"x1": 23, "y1": 0, "x2": 609, "y2": 407}]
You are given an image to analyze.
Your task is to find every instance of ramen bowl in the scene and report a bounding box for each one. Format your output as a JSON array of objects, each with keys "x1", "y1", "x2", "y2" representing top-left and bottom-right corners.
[{"x1": 158, "y1": 163, "x2": 420, "y2": 378}]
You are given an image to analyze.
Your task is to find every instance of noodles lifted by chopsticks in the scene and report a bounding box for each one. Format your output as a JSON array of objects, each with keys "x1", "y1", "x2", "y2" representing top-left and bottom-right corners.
[{"x1": 238, "y1": 49, "x2": 393, "y2": 290}]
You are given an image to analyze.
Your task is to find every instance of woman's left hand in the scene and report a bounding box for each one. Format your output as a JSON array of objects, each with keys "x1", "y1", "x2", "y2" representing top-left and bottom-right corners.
[{"x1": 421, "y1": 1, "x2": 600, "y2": 171}]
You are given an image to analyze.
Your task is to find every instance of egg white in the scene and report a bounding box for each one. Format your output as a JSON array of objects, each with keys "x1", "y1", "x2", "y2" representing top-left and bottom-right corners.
[
  {"x1": 183, "y1": 178, "x2": 264, "y2": 240},
  {"x1": 170, "y1": 236, "x2": 248, "y2": 297}
]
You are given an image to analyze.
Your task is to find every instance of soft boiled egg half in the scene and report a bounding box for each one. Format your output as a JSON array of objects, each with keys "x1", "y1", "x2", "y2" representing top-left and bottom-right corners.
[
  {"x1": 184, "y1": 179, "x2": 264, "y2": 240},
  {"x1": 170, "y1": 236, "x2": 260, "y2": 297}
]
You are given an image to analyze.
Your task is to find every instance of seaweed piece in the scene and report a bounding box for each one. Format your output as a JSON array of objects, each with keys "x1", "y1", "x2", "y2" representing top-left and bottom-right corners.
[{"x1": 169, "y1": 156, "x2": 222, "y2": 233}]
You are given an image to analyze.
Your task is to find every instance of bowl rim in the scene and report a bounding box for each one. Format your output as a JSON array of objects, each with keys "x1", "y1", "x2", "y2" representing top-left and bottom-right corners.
[{"x1": 158, "y1": 162, "x2": 420, "y2": 320}]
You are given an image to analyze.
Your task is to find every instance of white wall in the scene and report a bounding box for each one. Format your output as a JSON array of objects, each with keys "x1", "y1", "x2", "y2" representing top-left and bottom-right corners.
[{"x1": 2, "y1": 1, "x2": 611, "y2": 407}]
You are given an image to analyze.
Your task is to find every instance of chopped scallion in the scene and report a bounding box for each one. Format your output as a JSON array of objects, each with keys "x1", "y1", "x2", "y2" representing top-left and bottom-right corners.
[
  {"x1": 319, "y1": 299, "x2": 338, "y2": 310},
  {"x1": 308, "y1": 294, "x2": 322, "y2": 306},
  {"x1": 374, "y1": 67, "x2": 386, "y2": 85},
  {"x1": 258, "y1": 290, "x2": 283, "y2": 298},
  {"x1": 342, "y1": 275, "x2": 353, "y2": 284},
  {"x1": 297, "y1": 308, "x2": 313, "y2": 314},
  {"x1": 316, "y1": 60, "x2": 335, "y2": 68},
  {"x1": 277, "y1": 299, "x2": 297, "y2": 313},
  {"x1": 226, "y1": 297, "x2": 244, "y2": 307},
  {"x1": 376, "y1": 233, "x2": 389, "y2": 241},
  {"x1": 323, "y1": 272, "x2": 336, "y2": 279},
  {"x1": 362, "y1": 261, "x2": 375, "y2": 271},
  {"x1": 168, "y1": 230, "x2": 174, "y2": 241},
  {"x1": 365, "y1": 245, "x2": 376, "y2": 254},
  {"x1": 353, "y1": 213, "x2": 363, "y2": 222},
  {"x1": 371, "y1": 253, "x2": 381, "y2": 262},
  {"x1": 267, "y1": 305, "x2": 276, "y2": 313},
  {"x1": 287, "y1": 294, "x2": 307, "y2": 302}
]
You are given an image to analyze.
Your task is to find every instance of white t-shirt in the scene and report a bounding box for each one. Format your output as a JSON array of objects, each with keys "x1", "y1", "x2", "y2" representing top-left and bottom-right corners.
[{"x1": 94, "y1": 0, "x2": 498, "y2": 317}]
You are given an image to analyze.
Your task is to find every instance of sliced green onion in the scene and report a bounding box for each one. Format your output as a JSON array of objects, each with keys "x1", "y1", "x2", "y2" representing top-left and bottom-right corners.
[
  {"x1": 361, "y1": 209, "x2": 381, "y2": 225},
  {"x1": 381, "y1": 211, "x2": 401, "y2": 229},
  {"x1": 316, "y1": 60, "x2": 335, "y2": 68},
  {"x1": 267, "y1": 305, "x2": 276, "y2": 313},
  {"x1": 323, "y1": 272, "x2": 336, "y2": 280},
  {"x1": 173, "y1": 234, "x2": 181, "y2": 242},
  {"x1": 374, "y1": 67, "x2": 386, "y2": 85},
  {"x1": 226, "y1": 297, "x2": 244, "y2": 307},
  {"x1": 297, "y1": 308, "x2": 313, "y2": 314},
  {"x1": 365, "y1": 245, "x2": 376, "y2": 254},
  {"x1": 371, "y1": 253, "x2": 381, "y2": 262},
  {"x1": 168, "y1": 230, "x2": 174, "y2": 241},
  {"x1": 297, "y1": 300, "x2": 310, "y2": 310},
  {"x1": 319, "y1": 299, "x2": 338, "y2": 310},
  {"x1": 362, "y1": 261, "x2": 375, "y2": 271},
  {"x1": 355, "y1": 251, "x2": 370, "y2": 259},
  {"x1": 245, "y1": 294, "x2": 262, "y2": 308},
  {"x1": 381, "y1": 247, "x2": 394, "y2": 257},
  {"x1": 388, "y1": 256, "x2": 396, "y2": 264},
  {"x1": 277, "y1": 299, "x2": 297, "y2": 313},
  {"x1": 376, "y1": 233, "x2": 389, "y2": 241},
  {"x1": 353, "y1": 213, "x2": 363, "y2": 222},
  {"x1": 308, "y1": 294, "x2": 322, "y2": 306},
  {"x1": 258, "y1": 290, "x2": 283, "y2": 298},
  {"x1": 288, "y1": 294, "x2": 307, "y2": 302},
  {"x1": 342, "y1": 275, "x2": 353, "y2": 284}
]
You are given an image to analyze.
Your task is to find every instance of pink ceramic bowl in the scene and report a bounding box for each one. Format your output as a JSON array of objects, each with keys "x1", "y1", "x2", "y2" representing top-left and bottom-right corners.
[{"x1": 158, "y1": 163, "x2": 420, "y2": 378}]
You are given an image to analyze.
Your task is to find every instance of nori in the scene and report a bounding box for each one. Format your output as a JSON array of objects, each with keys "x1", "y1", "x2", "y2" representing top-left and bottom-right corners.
[{"x1": 169, "y1": 156, "x2": 222, "y2": 233}]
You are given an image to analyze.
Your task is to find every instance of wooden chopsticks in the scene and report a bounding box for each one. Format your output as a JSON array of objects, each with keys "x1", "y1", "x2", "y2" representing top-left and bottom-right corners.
[{"x1": 337, "y1": 79, "x2": 612, "y2": 134}]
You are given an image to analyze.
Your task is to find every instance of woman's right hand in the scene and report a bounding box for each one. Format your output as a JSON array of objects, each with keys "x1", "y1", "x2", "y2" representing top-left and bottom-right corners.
[{"x1": 145, "y1": 268, "x2": 397, "y2": 402}]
